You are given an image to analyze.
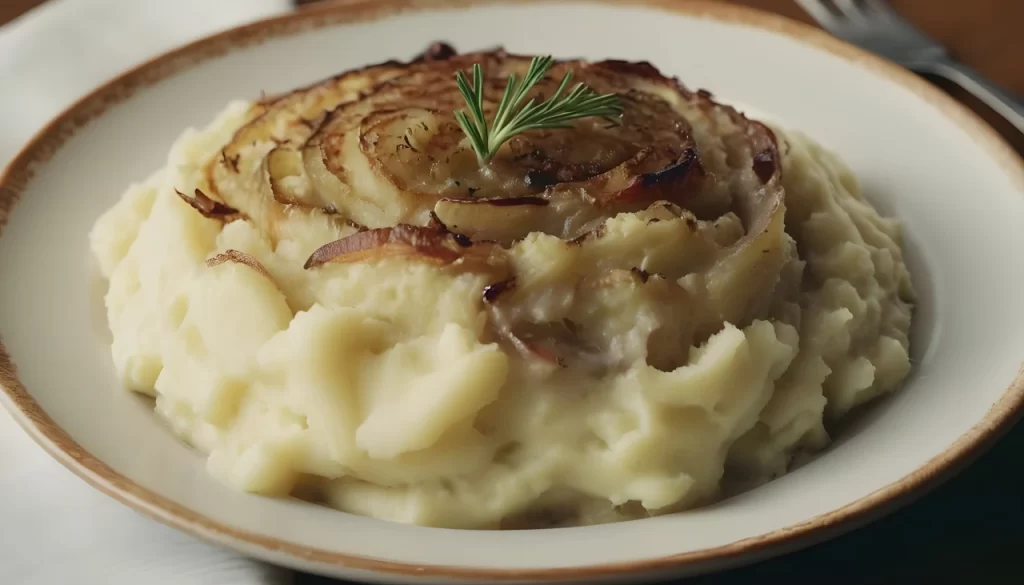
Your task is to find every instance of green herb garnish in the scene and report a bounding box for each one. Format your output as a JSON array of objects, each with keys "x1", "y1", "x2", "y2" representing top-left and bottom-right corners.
[{"x1": 454, "y1": 55, "x2": 623, "y2": 164}]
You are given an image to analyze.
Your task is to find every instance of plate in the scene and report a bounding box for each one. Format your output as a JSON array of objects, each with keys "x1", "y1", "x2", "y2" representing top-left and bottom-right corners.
[{"x1": 1, "y1": 0, "x2": 1022, "y2": 582}]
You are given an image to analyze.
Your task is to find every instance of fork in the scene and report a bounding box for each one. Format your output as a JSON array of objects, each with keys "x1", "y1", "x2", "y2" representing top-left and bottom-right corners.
[{"x1": 795, "y1": 0, "x2": 1024, "y2": 135}]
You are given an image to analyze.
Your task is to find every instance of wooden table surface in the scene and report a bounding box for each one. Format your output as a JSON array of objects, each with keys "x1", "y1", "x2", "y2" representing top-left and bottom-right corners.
[{"x1": 3, "y1": 1, "x2": 1023, "y2": 584}]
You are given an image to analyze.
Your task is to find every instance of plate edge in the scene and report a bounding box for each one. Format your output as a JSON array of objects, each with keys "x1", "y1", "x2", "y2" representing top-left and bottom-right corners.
[{"x1": 1, "y1": 0, "x2": 1023, "y2": 580}]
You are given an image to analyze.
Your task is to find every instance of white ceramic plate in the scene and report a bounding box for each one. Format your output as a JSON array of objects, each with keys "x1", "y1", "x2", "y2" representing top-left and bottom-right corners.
[{"x1": 2, "y1": 1, "x2": 1022, "y2": 583}]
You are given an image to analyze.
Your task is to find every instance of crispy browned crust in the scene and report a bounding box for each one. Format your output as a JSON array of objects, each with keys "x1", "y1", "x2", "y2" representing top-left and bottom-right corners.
[
  {"x1": 202, "y1": 43, "x2": 720, "y2": 245},
  {"x1": 481, "y1": 277, "x2": 516, "y2": 303},
  {"x1": 411, "y1": 41, "x2": 458, "y2": 63},
  {"x1": 441, "y1": 196, "x2": 550, "y2": 207}
]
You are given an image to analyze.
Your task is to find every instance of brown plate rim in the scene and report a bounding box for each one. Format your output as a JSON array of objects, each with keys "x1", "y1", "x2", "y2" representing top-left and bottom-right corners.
[{"x1": 2, "y1": 0, "x2": 1024, "y2": 580}]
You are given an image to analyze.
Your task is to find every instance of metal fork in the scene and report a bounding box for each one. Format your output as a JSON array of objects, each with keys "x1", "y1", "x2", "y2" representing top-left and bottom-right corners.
[{"x1": 796, "y1": 0, "x2": 1024, "y2": 134}]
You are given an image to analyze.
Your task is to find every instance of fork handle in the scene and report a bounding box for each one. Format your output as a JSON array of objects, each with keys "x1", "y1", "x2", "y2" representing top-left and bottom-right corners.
[{"x1": 920, "y1": 59, "x2": 1024, "y2": 135}]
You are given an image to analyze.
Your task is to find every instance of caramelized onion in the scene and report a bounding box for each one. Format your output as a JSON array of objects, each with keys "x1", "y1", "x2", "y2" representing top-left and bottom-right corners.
[
  {"x1": 205, "y1": 249, "x2": 273, "y2": 280},
  {"x1": 303, "y1": 225, "x2": 507, "y2": 277},
  {"x1": 184, "y1": 42, "x2": 789, "y2": 373},
  {"x1": 203, "y1": 48, "x2": 711, "y2": 244},
  {"x1": 175, "y1": 188, "x2": 241, "y2": 221}
]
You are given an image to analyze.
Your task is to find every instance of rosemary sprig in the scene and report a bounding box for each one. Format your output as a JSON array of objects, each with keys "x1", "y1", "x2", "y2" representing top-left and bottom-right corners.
[{"x1": 454, "y1": 56, "x2": 624, "y2": 164}]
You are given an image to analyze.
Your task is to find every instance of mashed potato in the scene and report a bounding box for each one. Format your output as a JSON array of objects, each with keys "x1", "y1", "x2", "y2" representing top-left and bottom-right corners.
[{"x1": 90, "y1": 56, "x2": 913, "y2": 529}]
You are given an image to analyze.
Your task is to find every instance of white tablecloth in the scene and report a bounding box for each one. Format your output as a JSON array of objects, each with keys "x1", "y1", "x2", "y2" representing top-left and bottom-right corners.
[{"x1": 0, "y1": 2, "x2": 297, "y2": 583}]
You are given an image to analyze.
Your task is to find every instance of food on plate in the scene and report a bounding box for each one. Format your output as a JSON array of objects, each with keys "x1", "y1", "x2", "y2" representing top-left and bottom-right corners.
[{"x1": 89, "y1": 43, "x2": 915, "y2": 529}]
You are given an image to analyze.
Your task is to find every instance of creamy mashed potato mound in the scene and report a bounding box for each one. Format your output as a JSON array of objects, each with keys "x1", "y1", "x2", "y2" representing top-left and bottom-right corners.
[{"x1": 90, "y1": 50, "x2": 913, "y2": 529}]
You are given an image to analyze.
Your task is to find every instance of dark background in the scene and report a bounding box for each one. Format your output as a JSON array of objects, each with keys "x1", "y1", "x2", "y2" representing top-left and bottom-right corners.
[{"x1": 3, "y1": 1, "x2": 1022, "y2": 583}]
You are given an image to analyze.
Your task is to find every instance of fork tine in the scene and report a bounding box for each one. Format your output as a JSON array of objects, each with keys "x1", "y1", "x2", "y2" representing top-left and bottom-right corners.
[
  {"x1": 853, "y1": 0, "x2": 910, "y2": 24},
  {"x1": 790, "y1": 0, "x2": 847, "y2": 26},
  {"x1": 832, "y1": 0, "x2": 870, "y2": 19},
  {"x1": 793, "y1": 0, "x2": 844, "y2": 25},
  {"x1": 854, "y1": 0, "x2": 896, "y2": 16}
]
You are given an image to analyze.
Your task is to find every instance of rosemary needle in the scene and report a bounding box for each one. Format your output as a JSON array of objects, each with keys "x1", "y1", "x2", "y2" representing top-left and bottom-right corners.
[{"x1": 454, "y1": 56, "x2": 623, "y2": 164}]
